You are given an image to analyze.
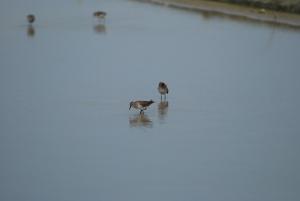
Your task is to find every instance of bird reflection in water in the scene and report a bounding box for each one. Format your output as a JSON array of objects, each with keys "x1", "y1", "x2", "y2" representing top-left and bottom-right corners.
[
  {"x1": 129, "y1": 113, "x2": 153, "y2": 128},
  {"x1": 27, "y1": 25, "x2": 35, "y2": 38},
  {"x1": 158, "y1": 101, "x2": 168, "y2": 123},
  {"x1": 93, "y1": 24, "x2": 106, "y2": 34}
]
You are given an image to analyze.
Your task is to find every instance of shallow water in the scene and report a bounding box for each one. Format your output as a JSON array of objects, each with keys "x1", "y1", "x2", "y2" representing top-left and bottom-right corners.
[{"x1": 0, "y1": 0, "x2": 300, "y2": 201}]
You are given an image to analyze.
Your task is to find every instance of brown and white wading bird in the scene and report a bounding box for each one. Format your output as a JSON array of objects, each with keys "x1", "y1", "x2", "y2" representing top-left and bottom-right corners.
[
  {"x1": 129, "y1": 100, "x2": 155, "y2": 114},
  {"x1": 158, "y1": 82, "x2": 169, "y2": 100},
  {"x1": 27, "y1": 14, "x2": 35, "y2": 24},
  {"x1": 93, "y1": 11, "x2": 107, "y2": 20}
]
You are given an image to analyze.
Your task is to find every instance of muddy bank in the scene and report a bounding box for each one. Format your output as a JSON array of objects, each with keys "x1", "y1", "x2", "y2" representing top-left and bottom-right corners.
[
  {"x1": 212, "y1": 0, "x2": 300, "y2": 14},
  {"x1": 136, "y1": 0, "x2": 300, "y2": 27}
]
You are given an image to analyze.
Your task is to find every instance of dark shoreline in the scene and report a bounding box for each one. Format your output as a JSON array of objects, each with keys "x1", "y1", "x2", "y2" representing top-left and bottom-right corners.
[
  {"x1": 135, "y1": 0, "x2": 300, "y2": 27},
  {"x1": 210, "y1": 0, "x2": 300, "y2": 14}
]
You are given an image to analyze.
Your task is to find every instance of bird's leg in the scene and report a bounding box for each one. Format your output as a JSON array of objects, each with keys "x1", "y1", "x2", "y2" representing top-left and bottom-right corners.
[{"x1": 160, "y1": 95, "x2": 162, "y2": 101}]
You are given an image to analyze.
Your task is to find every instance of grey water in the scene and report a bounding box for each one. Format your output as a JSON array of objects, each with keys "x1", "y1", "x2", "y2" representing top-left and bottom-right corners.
[{"x1": 0, "y1": 0, "x2": 300, "y2": 201}]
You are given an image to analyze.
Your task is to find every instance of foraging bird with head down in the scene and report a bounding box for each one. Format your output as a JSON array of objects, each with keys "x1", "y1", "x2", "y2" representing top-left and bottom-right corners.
[
  {"x1": 158, "y1": 82, "x2": 169, "y2": 100},
  {"x1": 93, "y1": 11, "x2": 107, "y2": 19},
  {"x1": 129, "y1": 100, "x2": 155, "y2": 114}
]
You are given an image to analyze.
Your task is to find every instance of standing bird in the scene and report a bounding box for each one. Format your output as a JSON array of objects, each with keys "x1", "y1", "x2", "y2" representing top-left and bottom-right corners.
[
  {"x1": 93, "y1": 11, "x2": 107, "y2": 21},
  {"x1": 158, "y1": 82, "x2": 169, "y2": 100},
  {"x1": 27, "y1": 14, "x2": 35, "y2": 24},
  {"x1": 129, "y1": 100, "x2": 155, "y2": 114}
]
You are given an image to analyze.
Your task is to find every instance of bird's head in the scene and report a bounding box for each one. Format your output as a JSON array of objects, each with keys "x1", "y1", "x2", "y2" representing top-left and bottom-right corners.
[{"x1": 129, "y1": 101, "x2": 134, "y2": 110}]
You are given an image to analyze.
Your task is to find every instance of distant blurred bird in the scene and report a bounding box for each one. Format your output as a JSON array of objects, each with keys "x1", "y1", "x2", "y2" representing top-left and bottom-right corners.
[
  {"x1": 158, "y1": 82, "x2": 169, "y2": 100},
  {"x1": 27, "y1": 14, "x2": 35, "y2": 24},
  {"x1": 129, "y1": 100, "x2": 155, "y2": 114},
  {"x1": 93, "y1": 11, "x2": 106, "y2": 19}
]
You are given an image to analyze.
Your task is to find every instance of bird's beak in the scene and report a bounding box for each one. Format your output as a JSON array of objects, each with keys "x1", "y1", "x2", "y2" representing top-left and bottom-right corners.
[{"x1": 129, "y1": 105, "x2": 131, "y2": 110}]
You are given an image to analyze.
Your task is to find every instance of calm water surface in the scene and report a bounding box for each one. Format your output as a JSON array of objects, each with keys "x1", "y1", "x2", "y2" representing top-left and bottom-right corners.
[{"x1": 0, "y1": 0, "x2": 300, "y2": 201}]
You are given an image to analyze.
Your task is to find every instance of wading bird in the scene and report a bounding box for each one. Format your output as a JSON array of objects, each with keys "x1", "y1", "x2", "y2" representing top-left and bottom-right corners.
[
  {"x1": 93, "y1": 11, "x2": 106, "y2": 20},
  {"x1": 158, "y1": 82, "x2": 169, "y2": 100},
  {"x1": 129, "y1": 100, "x2": 155, "y2": 114},
  {"x1": 27, "y1": 14, "x2": 35, "y2": 24}
]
